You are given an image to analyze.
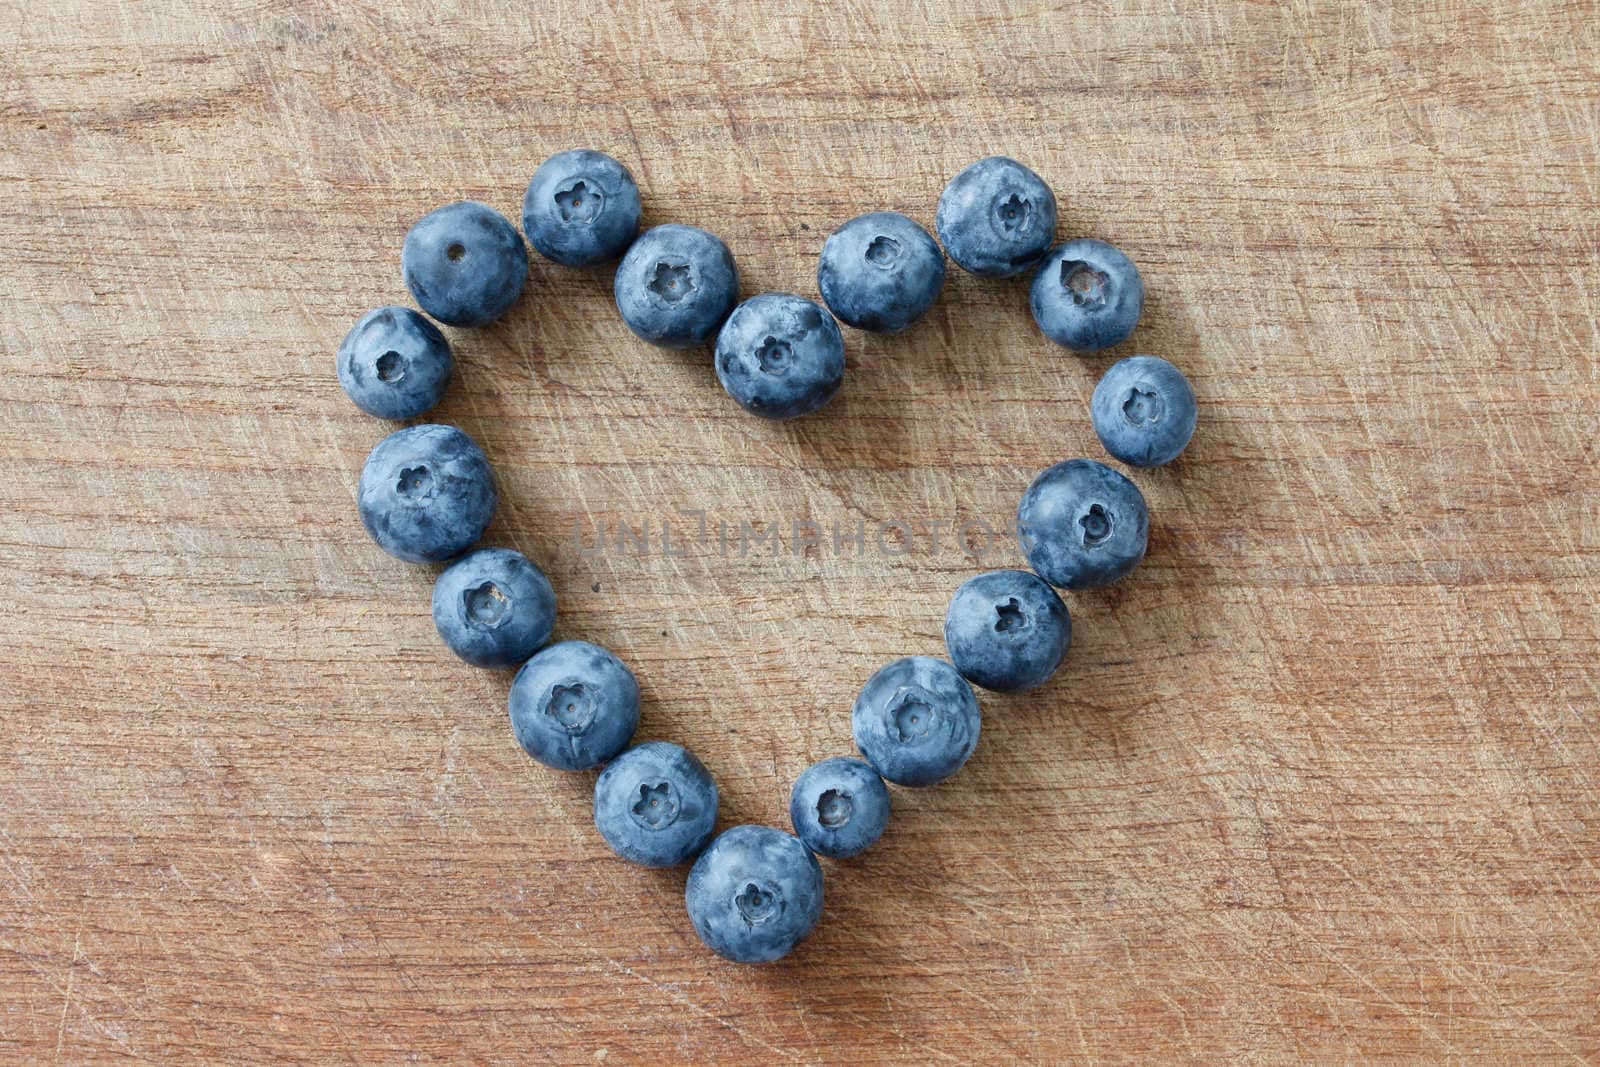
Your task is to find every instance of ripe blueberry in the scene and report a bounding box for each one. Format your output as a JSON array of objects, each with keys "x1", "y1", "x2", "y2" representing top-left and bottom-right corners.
[
  {"x1": 685, "y1": 825, "x2": 824, "y2": 964},
  {"x1": 594, "y1": 741, "x2": 719, "y2": 868},
  {"x1": 788, "y1": 757, "x2": 890, "y2": 859},
  {"x1": 1018, "y1": 459, "x2": 1149, "y2": 589},
  {"x1": 714, "y1": 294, "x2": 845, "y2": 420},
  {"x1": 1091, "y1": 355, "x2": 1197, "y2": 468},
  {"x1": 431, "y1": 548, "x2": 556, "y2": 669},
  {"x1": 402, "y1": 201, "x2": 528, "y2": 328},
  {"x1": 935, "y1": 157, "x2": 1057, "y2": 278},
  {"x1": 336, "y1": 306, "x2": 453, "y2": 420},
  {"x1": 851, "y1": 657, "x2": 981, "y2": 787},
  {"x1": 614, "y1": 224, "x2": 739, "y2": 348},
  {"x1": 508, "y1": 640, "x2": 640, "y2": 771},
  {"x1": 522, "y1": 149, "x2": 642, "y2": 268},
  {"x1": 358, "y1": 424, "x2": 497, "y2": 564},
  {"x1": 1030, "y1": 238, "x2": 1143, "y2": 351},
  {"x1": 817, "y1": 211, "x2": 946, "y2": 333},
  {"x1": 944, "y1": 569, "x2": 1071, "y2": 692}
]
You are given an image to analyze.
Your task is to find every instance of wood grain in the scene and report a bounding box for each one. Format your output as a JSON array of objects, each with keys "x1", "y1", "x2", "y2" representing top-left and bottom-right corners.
[{"x1": 3, "y1": 0, "x2": 1598, "y2": 1061}]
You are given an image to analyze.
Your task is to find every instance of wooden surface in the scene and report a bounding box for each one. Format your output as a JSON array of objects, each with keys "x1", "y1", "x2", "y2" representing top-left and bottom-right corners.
[{"x1": 3, "y1": 1, "x2": 1598, "y2": 1061}]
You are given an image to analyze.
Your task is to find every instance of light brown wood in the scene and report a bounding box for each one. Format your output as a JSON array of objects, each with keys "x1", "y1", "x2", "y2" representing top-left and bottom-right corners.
[{"x1": 3, "y1": 1, "x2": 1598, "y2": 1061}]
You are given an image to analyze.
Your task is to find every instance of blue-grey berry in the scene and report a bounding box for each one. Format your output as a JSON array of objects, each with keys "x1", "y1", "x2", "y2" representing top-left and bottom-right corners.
[
  {"x1": 402, "y1": 201, "x2": 528, "y2": 328},
  {"x1": 522, "y1": 149, "x2": 641, "y2": 268},
  {"x1": 358, "y1": 424, "x2": 497, "y2": 564},
  {"x1": 817, "y1": 211, "x2": 945, "y2": 333},
  {"x1": 1017, "y1": 459, "x2": 1149, "y2": 589},
  {"x1": 935, "y1": 157, "x2": 1057, "y2": 278},
  {"x1": 714, "y1": 294, "x2": 845, "y2": 420},
  {"x1": 431, "y1": 548, "x2": 556, "y2": 669},
  {"x1": 508, "y1": 640, "x2": 640, "y2": 771},
  {"x1": 336, "y1": 306, "x2": 454, "y2": 420},
  {"x1": 851, "y1": 657, "x2": 980, "y2": 787},
  {"x1": 943, "y1": 570, "x2": 1071, "y2": 692},
  {"x1": 1091, "y1": 355, "x2": 1197, "y2": 468},
  {"x1": 614, "y1": 224, "x2": 739, "y2": 348},
  {"x1": 1030, "y1": 238, "x2": 1143, "y2": 351},
  {"x1": 788, "y1": 757, "x2": 890, "y2": 859},
  {"x1": 594, "y1": 742, "x2": 719, "y2": 868},
  {"x1": 686, "y1": 825, "x2": 824, "y2": 964}
]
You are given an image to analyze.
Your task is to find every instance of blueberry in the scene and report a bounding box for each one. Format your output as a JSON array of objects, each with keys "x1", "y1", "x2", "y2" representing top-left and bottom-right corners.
[
  {"x1": 431, "y1": 548, "x2": 556, "y2": 669},
  {"x1": 685, "y1": 825, "x2": 824, "y2": 964},
  {"x1": 336, "y1": 307, "x2": 454, "y2": 420},
  {"x1": 851, "y1": 657, "x2": 980, "y2": 787},
  {"x1": 1017, "y1": 459, "x2": 1149, "y2": 589},
  {"x1": 402, "y1": 201, "x2": 528, "y2": 328},
  {"x1": 817, "y1": 212, "x2": 946, "y2": 333},
  {"x1": 358, "y1": 424, "x2": 497, "y2": 563},
  {"x1": 1030, "y1": 238, "x2": 1143, "y2": 352},
  {"x1": 935, "y1": 157, "x2": 1057, "y2": 278},
  {"x1": 788, "y1": 757, "x2": 890, "y2": 859},
  {"x1": 943, "y1": 570, "x2": 1071, "y2": 693},
  {"x1": 594, "y1": 741, "x2": 719, "y2": 867},
  {"x1": 507, "y1": 640, "x2": 640, "y2": 771},
  {"x1": 714, "y1": 294, "x2": 845, "y2": 420},
  {"x1": 613, "y1": 224, "x2": 739, "y2": 348},
  {"x1": 1091, "y1": 355, "x2": 1197, "y2": 468},
  {"x1": 522, "y1": 149, "x2": 642, "y2": 268}
]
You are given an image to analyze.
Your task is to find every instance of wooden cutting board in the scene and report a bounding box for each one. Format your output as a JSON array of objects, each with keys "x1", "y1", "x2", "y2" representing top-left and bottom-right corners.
[{"x1": 3, "y1": 1, "x2": 1597, "y2": 1061}]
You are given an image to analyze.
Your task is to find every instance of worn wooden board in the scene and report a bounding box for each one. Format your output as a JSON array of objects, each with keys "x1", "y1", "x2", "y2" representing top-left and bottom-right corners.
[{"x1": 3, "y1": 0, "x2": 1598, "y2": 1061}]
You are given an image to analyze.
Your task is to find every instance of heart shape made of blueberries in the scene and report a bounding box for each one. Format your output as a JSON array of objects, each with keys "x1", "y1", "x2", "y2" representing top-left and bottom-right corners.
[{"x1": 338, "y1": 149, "x2": 1198, "y2": 964}]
